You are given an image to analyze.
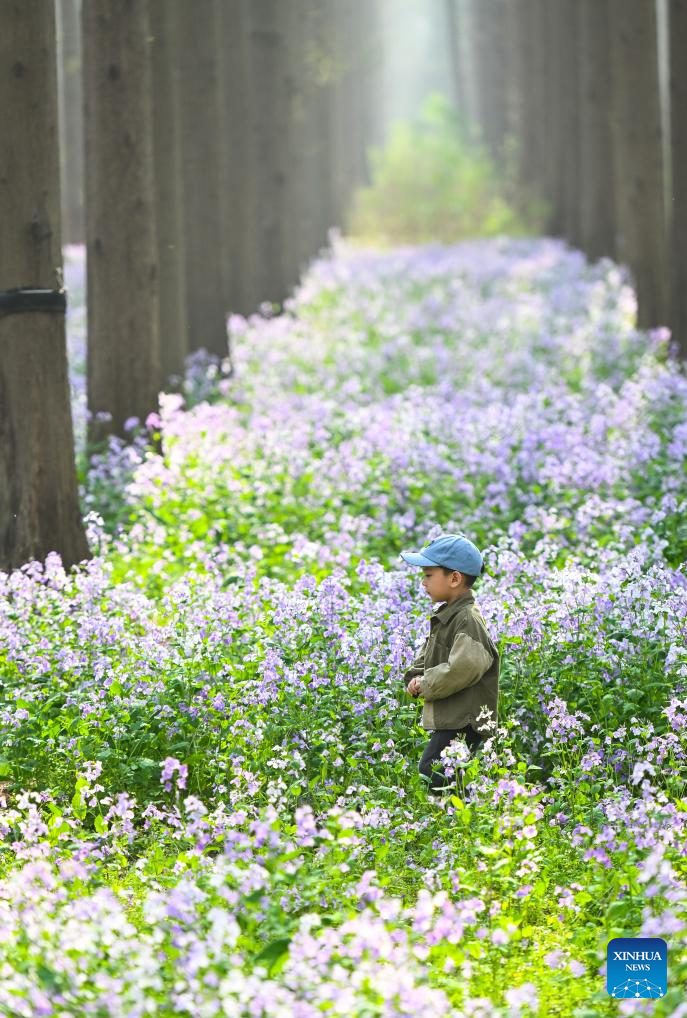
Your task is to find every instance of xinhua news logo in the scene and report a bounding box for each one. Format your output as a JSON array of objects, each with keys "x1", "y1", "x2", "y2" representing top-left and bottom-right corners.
[{"x1": 606, "y1": 938, "x2": 667, "y2": 999}]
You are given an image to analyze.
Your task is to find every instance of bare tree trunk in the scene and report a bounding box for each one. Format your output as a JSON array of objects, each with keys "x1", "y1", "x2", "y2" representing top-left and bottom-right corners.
[
  {"x1": 56, "y1": 0, "x2": 84, "y2": 243},
  {"x1": 531, "y1": 0, "x2": 558, "y2": 234},
  {"x1": 0, "y1": 0, "x2": 89, "y2": 571},
  {"x1": 609, "y1": 0, "x2": 668, "y2": 329},
  {"x1": 83, "y1": 0, "x2": 159, "y2": 442},
  {"x1": 559, "y1": 0, "x2": 581, "y2": 249},
  {"x1": 216, "y1": 0, "x2": 248, "y2": 319},
  {"x1": 149, "y1": 0, "x2": 188, "y2": 387},
  {"x1": 282, "y1": 0, "x2": 313, "y2": 289},
  {"x1": 455, "y1": 0, "x2": 481, "y2": 141},
  {"x1": 329, "y1": 0, "x2": 352, "y2": 231},
  {"x1": 578, "y1": 0, "x2": 616, "y2": 261},
  {"x1": 471, "y1": 0, "x2": 507, "y2": 156},
  {"x1": 241, "y1": 0, "x2": 290, "y2": 309},
  {"x1": 509, "y1": 0, "x2": 548, "y2": 218},
  {"x1": 444, "y1": 0, "x2": 463, "y2": 115},
  {"x1": 544, "y1": 1, "x2": 567, "y2": 238},
  {"x1": 669, "y1": 0, "x2": 687, "y2": 359},
  {"x1": 177, "y1": 0, "x2": 229, "y2": 353}
]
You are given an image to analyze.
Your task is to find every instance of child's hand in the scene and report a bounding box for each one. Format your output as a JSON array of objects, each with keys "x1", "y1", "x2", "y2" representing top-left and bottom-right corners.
[{"x1": 407, "y1": 677, "x2": 422, "y2": 697}]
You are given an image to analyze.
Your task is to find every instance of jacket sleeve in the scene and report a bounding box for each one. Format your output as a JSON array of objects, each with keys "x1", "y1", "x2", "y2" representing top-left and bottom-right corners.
[
  {"x1": 419, "y1": 630, "x2": 493, "y2": 701},
  {"x1": 403, "y1": 646, "x2": 426, "y2": 690}
]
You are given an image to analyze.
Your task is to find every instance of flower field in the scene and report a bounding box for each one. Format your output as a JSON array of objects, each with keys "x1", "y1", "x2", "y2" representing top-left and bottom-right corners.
[{"x1": 1, "y1": 235, "x2": 686, "y2": 1015}]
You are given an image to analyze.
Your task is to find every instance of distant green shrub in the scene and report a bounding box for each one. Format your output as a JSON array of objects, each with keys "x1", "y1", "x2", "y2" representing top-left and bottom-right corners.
[{"x1": 348, "y1": 93, "x2": 548, "y2": 245}]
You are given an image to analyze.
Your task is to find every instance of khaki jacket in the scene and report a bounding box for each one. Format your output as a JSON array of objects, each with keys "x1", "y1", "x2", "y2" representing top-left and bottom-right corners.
[{"x1": 403, "y1": 590, "x2": 499, "y2": 732}]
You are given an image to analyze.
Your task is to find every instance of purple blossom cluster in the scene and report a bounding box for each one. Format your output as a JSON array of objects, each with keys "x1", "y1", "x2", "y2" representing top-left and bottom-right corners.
[{"x1": 0, "y1": 237, "x2": 684, "y2": 1009}]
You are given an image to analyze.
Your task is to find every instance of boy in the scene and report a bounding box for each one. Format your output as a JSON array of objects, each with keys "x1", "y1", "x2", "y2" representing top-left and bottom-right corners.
[{"x1": 400, "y1": 533, "x2": 499, "y2": 795}]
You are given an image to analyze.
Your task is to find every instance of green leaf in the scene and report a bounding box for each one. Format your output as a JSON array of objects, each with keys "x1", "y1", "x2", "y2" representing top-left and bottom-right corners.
[{"x1": 255, "y1": 937, "x2": 291, "y2": 975}]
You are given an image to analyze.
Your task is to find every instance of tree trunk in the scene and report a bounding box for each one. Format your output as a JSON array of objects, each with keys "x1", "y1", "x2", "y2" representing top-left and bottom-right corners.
[
  {"x1": 559, "y1": 0, "x2": 581, "y2": 249},
  {"x1": 509, "y1": 0, "x2": 548, "y2": 219},
  {"x1": 578, "y1": 0, "x2": 616, "y2": 261},
  {"x1": 0, "y1": 0, "x2": 90, "y2": 571},
  {"x1": 669, "y1": 0, "x2": 687, "y2": 359},
  {"x1": 609, "y1": 0, "x2": 668, "y2": 329},
  {"x1": 330, "y1": 0, "x2": 375, "y2": 233},
  {"x1": 544, "y1": 1, "x2": 567, "y2": 238},
  {"x1": 455, "y1": 0, "x2": 481, "y2": 141},
  {"x1": 241, "y1": 0, "x2": 290, "y2": 309},
  {"x1": 471, "y1": 0, "x2": 508, "y2": 158},
  {"x1": 444, "y1": 0, "x2": 463, "y2": 115},
  {"x1": 149, "y1": 0, "x2": 188, "y2": 388},
  {"x1": 83, "y1": 0, "x2": 159, "y2": 442},
  {"x1": 216, "y1": 0, "x2": 248, "y2": 319},
  {"x1": 530, "y1": 0, "x2": 557, "y2": 235},
  {"x1": 281, "y1": 0, "x2": 312, "y2": 289},
  {"x1": 56, "y1": 0, "x2": 84, "y2": 243},
  {"x1": 176, "y1": 0, "x2": 229, "y2": 353}
]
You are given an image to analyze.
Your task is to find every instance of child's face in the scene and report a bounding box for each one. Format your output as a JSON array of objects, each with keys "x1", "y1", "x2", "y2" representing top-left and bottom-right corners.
[{"x1": 421, "y1": 567, "x2": 466, "y2": 603}]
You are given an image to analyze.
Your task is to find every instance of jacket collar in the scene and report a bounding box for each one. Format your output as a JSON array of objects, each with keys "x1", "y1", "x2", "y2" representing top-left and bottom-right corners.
[{"x1": 430, "y1": 590, "x2": 475, "y2": 624}]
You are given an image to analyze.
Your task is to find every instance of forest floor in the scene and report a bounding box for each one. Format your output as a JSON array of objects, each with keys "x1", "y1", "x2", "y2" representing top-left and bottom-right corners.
[{"x1": 0, "y1": 235, "x2": 686, "y2": 1015}]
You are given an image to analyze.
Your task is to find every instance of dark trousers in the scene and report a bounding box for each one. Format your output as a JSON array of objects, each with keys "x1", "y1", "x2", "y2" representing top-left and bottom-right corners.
[{"x1": 419, "y1": 725, "x2": 483, "y2": 794}]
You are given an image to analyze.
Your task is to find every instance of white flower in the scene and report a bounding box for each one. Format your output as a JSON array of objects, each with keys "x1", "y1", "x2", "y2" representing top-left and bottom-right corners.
[{"x1": 631, "y1": 760, "x2": 655, "y2": 785}]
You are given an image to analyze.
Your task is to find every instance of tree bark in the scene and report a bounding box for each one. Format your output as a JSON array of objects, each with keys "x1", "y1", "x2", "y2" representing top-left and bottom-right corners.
[
  {"x1": 578, "y1": 0, "x2": 616, "y2": 261},
  {"x1": 56, "y1": 0, "x2": 84, "y2": 243},
  {"x1": 471, "y1": 0, "x2": 508, "y2": 158},
  {"x1": 455, "y1": 0, "x2": 481, "y2": 141},
  {"x1": 444, "y1": 0, "x2": 463, "y2": 115},
  {"x1": 149, "y1": 0, "x2": 188, "y2": 387},
  {"x1": 609, "y1": 0, "x2": 668, "y2": 329},
  {"x1": 0, "y1": 0, "x2": 90, "y2": 571},
  {"x1": 176, "y1": 0, "x2": 229, "y2": 353},
  {"x1": 669, "y1": 0, "x2": 687, "y2": 358},
  {"x1": 559, "y1": 0, "x2": 582, "y2": 249},
  {"x1": 509, "y1": 0, "x2": 548, "y2": 219},
  {"x1": 543, "y1": 1, "x2": 567, "y2": 238},
  {"x1": 216, "y1": 0, "x2": 248, "y2": 319},
  {"x1": 330, "y1": 0, "x2": 375, "y2": 233},
  {"x1": 241, "y1": 0, "x2": 290, "y2": 309},
  {"x1": 83, "y1": 0, "x2": 159, "y2": 442}
]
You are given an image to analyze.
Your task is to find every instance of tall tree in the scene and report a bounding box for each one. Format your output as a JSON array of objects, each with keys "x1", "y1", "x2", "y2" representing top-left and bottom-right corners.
[
  {"x1": 609, "y1": 0, "x2": 668, "y2": 329},
  {"x1": 283, "y1": 0, "x2": 337, "y2": 289},
  {"x1": 56, "y1": 0, "x2": 84, "y2": 243},
  {"x1": 444, "y1": 0, "x2": 463, "y2": 116},
  {"x1": 506, "y1": 0, "x2": 549, "y2": 220},
  {"x1": 470, "y1": 0, "x2": 509, "y2": 157},
  {"x1": 578, "y1": 0, "x2": 616, "y2": 261},
  {"x1": 330, "y1": 0, "x2": 384, "y2": 232},
  {"x1": 558, "y1": 0, "x2": 582, "y2": 249},
  {"x1": 83, "y1": 0, "x2": 159, "y2": 441},
  {"x1": 177, "y1": 0, "x2": 230, "y2": 353},
  {"x1": 669, "y1": 0, "x2": 687, "y2": 359},
  {"x1": 542, "y1": 1, "x2": 568, "y2": 238},
  {"x1": 0, "y1": 0, "x2": 89, "y2": 571},
  {"x1": 241, "y1": 0, "x2": 290, "y2": 309},
  {"x1": 216, "y1": 0, "x2": 249, "y2": 319},
  {"x1": 149, "y1": 0, "x2": 188, "y2": 387},
  {"x1": 453, "y1": 0, "x2": 481, "y2": 142}
]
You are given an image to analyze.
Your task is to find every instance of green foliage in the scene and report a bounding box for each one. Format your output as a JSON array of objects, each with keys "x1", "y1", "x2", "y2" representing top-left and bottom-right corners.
[{"x1": 348, "y1": 94, "x2": 549, "y2": 245}]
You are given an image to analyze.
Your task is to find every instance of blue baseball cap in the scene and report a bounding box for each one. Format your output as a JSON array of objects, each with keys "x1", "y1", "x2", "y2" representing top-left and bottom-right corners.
[{"x1": 400, "y1": 533, "x2": 484, "y2": 575}]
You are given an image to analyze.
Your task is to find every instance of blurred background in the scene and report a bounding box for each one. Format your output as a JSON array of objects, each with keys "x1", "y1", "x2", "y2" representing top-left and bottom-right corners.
[
  {"x1": 2, "y1": 0, "x2": 686, "y2": 569},
  {"x1": 52, "y1": 1, "x2": 686, "y2": 370}
]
